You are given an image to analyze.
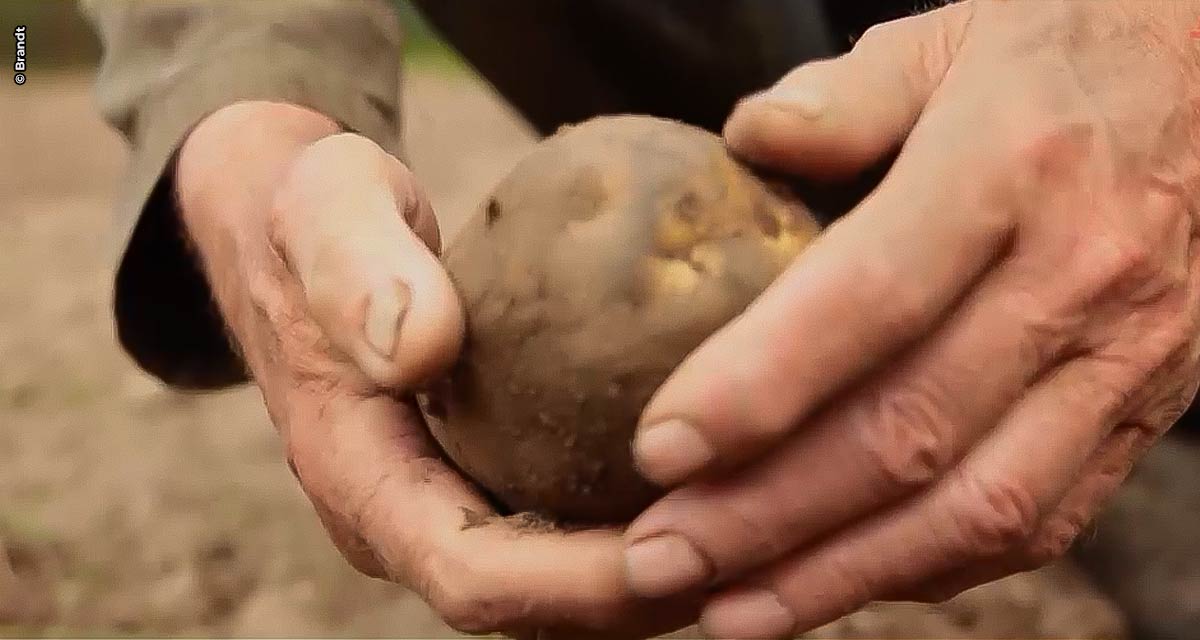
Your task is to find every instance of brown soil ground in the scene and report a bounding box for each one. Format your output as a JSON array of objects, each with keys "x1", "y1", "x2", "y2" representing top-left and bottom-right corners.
[{"x1": 0, "y1": 69, "x2": 1134, "y2": 638}]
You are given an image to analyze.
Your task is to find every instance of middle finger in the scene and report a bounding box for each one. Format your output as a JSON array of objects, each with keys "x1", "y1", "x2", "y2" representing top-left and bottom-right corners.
[{"x1": 625, "y1": 248, "x2": 1087, "y2": 597}]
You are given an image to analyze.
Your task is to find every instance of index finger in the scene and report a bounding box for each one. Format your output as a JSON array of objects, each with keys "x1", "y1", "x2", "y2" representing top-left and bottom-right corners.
[{"x1": 634, "y1": 102, "x2": 1018, "y2": 486}]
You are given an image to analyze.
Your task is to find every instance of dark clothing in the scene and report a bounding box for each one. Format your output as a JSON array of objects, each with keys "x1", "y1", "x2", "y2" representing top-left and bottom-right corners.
[
  {"x1": 84, "y1": 0, "x2": 912, "y2": 389},
  {"x1": 415, "y1": 1, "x2": 912, "y2": 136}
]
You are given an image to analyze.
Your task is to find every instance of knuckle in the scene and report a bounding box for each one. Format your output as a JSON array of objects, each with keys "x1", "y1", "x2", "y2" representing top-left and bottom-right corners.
[
  {"x1": 997, "y1": 120, "x2": 1098, "y2": 206},
  {"x1": 1083, "y1": 328, "x2": 1193, "y2": 421},
  {"x1": 866, "y1": 17, "x2": 953, "y2": 93},
  {"x1": 1001, "y1": 127, "x2": 1188, "y2": 303},
  {"x1": 854, "y1": 21, "x2": 903, "y2": 53},
  {"x1": 1057, "y1": 224, "x2": 1177, "y2": 310},
  {"x1": 672, "y1": 487, "x2": 793, "y2": 567},
  {"x1": 923, "y1": 1, "x2": 973, "y2": 67},
  {"x1": 851, "y1": 5, "x2": 972, "y2": 97},
  {"x1": 1152, "y1": 315, "x2": 1196, "y2": 364},
  {"x1": 1157, "y1": 398, "x2": 1195, "y2": 433},
  {"x1": 820, "y1": 551, "x2": 875, "y2": 613},
  {"x1": 1080, "y1": 232, "x2": 1160, "y2": 295},
  {"x1": 998, "y1": 288, "x2": 1075, "y2": 369},
  {"x1": 1023, "y1": 523, "x2": 1080, "y2": 569},
  {"x1": 905, "y1": 37, "x2": 949, "y2": 98},
  {"x1": 1148, "y1": 383, "x2": 1199, "y2": 431},
  {"x1": 1077, "y1": 352, "x2": 1142, "y2": 413},
  {"x1": 944, "y1": 472, "x2": 1040, "y2": 559},
  {"x1": 853, "y1": 379, "x2": 955, "y2": 490},
  {"x1": 1022, "y1": 507, "x2": 1093, "y2": 569},
  {"x1": 358, "y1": 358, "x2": 410, "y2": 390},
  {"x1": 1079, "y1": 190, "x2": 1191, "y2": 301},
  {"x1": 1006, "y1": 120, "x2": 1096, "y2": 176}
]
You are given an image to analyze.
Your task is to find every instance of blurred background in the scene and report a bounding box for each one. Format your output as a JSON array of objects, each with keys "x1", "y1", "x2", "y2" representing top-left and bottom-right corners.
[{"x1": 1, "y1": 2, "x2": 1198, "y2": 638}]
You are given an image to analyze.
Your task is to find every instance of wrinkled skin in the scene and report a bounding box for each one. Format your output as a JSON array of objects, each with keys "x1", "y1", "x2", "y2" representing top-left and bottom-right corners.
[
  {"x1": 175, "y1": 102, "x2": 697, "y2": 640},
  {"x1": 621, "y1": 1, "x2": 1200, "y2": 638},
  {"x1": 173, "y1": 0, "x2": 1200, "y2": 638},
  {"x1": 425, "y1": 116, "x2": 819, "y2": 524}
]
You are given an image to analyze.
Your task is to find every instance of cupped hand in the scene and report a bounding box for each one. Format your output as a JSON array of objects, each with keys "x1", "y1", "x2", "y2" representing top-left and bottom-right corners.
[
  {"x1": 623, "y1": 2, "x2": 1200, "y2": 637},
  {"x1": 176, "y1": 101, "x2": 695, "y2": 639}
]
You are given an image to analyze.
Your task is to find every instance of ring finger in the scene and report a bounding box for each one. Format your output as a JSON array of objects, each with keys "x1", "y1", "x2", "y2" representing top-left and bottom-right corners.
[{"x1": 625, "y1": 248, "x2": 1086, "y2": 597}]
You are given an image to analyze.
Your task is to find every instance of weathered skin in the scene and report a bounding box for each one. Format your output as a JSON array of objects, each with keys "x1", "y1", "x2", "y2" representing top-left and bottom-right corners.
[{"x1": 421, "y1": 115, "x2": 820, "y2": 524}]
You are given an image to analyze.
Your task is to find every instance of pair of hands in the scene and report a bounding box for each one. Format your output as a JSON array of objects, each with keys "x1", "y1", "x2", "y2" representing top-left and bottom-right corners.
[{"x1": 176, "y1": 2, "x2": 1200, "y2": 638}]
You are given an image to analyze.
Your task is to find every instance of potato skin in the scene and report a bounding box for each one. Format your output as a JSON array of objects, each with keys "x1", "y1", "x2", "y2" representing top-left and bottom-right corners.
[{"x1": 422, "y1": 115, "x2": 820, "y2": 524}]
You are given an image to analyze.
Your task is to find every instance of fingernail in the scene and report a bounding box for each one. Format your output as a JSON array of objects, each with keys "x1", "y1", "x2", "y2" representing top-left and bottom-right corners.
[
  {"x1": 624, "y1": 534, "x2": 712, "y2": 598},
  {"x1": 364, "y1": 280, "x2": 411, "y2": 359},
  {"x1": 633, "y1": 419, "x2": 715, "y2": 486},
  {"x1": 762, "y1": 83, "x2": 826, "y2": 119},
  {"x1": 701, "y1": 589, "x2": 796, "y2": 640}
]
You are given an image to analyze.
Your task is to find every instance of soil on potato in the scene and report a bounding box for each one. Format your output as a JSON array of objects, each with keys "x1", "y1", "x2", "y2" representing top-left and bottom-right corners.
[{"x1": 0, "y1": 68, "x2": 1172, "y2": 639}]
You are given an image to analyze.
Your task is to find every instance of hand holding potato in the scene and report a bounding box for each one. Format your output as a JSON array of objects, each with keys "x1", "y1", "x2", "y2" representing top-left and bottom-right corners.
[
  {"x1": 624, "y1": 2, "x2": 1200, "y2": 637},
  {"x1": 173, "y1": 101, "x2": 688, "y2": 639},
  {"x1": 424, "y1": 116, "x2": 820, "y2": 525}
]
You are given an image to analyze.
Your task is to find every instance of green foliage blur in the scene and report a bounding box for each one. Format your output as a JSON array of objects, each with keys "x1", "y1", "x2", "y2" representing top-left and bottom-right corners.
[
  {"x1": 0, "y1": 0, "x2": 460, "y2": 70},
  {"x1": 396, "y1": 0, "x2": 470, "y2": 72}
]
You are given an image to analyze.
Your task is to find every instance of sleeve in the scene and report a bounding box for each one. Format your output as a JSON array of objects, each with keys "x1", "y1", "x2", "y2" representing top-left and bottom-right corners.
[{"x1": 79, "y1": 0, "x2": 404, "y2": 389}]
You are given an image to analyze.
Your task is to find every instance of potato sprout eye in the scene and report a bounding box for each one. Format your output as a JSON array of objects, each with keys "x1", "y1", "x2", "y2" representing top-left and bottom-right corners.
[{"x1": 419, "y1": 115, "x2": 821, "y2": 525}]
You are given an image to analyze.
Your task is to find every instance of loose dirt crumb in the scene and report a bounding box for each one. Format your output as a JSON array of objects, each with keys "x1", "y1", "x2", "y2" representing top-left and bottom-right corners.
[
  {"x1": 502, "y1": 512, "x2": 560, "y2": 534},
  {"x1": 459, "y1": 508, "x2": 491, "y2": 531},
  {"x1": 459, "y1": 508, "x2": 563, "y2": 534}
]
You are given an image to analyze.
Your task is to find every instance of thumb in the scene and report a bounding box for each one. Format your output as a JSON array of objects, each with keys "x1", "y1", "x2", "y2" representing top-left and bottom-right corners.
[
  {"x1": 271, "y1": 133, "x2": 464, "y2": 390},
  {"x1": 724, "y1": 2, "x2": 974, "y2": 180}
]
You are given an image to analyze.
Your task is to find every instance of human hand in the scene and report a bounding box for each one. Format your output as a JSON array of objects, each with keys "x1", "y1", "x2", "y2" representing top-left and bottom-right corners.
[
  {"x1": 622, "y1": 2, "x2": 1200, "y2": 637},
  {"x1": 176, "y1": 101, "x2": 695, "y2": 639}
]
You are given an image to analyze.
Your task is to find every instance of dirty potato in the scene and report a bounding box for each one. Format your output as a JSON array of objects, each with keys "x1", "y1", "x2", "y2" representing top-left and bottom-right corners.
[{"x1": 420, "y1": 115, "x2": 820, "y2": 524}]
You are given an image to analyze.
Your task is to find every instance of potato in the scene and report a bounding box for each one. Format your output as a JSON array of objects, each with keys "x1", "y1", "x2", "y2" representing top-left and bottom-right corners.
[{"x1": 420, "y1": 115, "x2": 820, "y2": 524}]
